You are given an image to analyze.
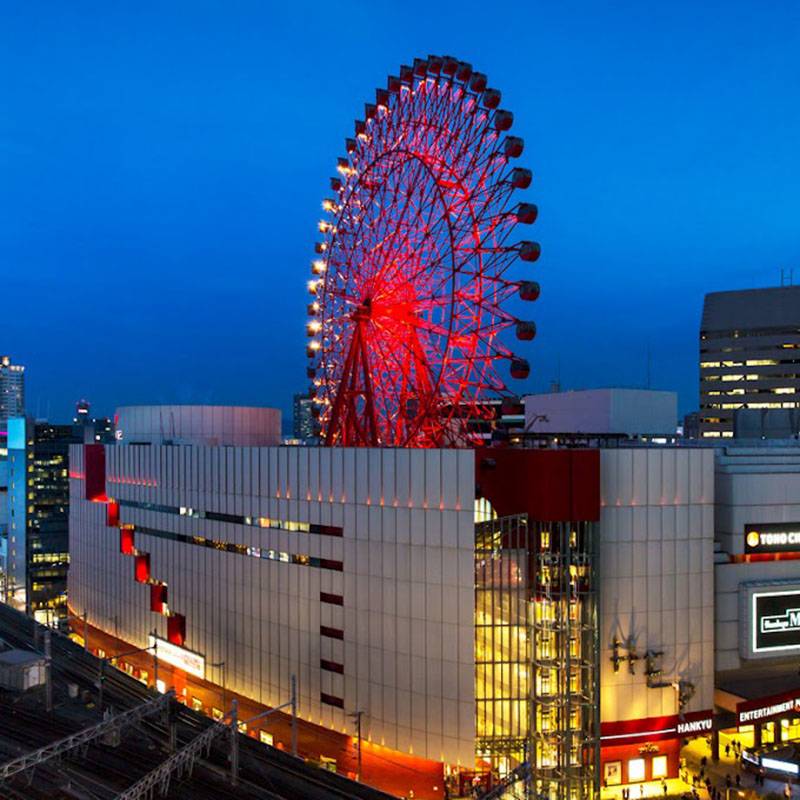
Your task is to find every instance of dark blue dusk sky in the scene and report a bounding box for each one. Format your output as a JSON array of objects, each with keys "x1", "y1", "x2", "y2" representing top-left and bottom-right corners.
[{"x1": 1, "y1": 1, "x2": 798, "y2": 423}]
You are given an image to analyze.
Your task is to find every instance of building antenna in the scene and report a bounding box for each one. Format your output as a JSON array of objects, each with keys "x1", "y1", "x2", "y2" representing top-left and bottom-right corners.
[{"x1": 780, "y1": 267, "x2": 794, "y2": 287}]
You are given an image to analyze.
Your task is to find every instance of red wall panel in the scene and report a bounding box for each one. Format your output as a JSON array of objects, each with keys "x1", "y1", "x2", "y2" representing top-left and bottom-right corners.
[
  {"x1": 167, "y1": 614, "x2": 186, "y2": 646},
  {"x1": 84, "y1": 444, "x2": 107, "y2": 502},
  {"x1": 134, "y1": 553, "x2": 150, "y2": 583},
  {"x1": 120, "y1": 527, "x2": 135, "y2": 555},
  {"x1": 475, "y1": 448, "x2": 600, "y2": 522},
  {"x1": 150, "y1": 583, "x2": 167, "y2": 614}
]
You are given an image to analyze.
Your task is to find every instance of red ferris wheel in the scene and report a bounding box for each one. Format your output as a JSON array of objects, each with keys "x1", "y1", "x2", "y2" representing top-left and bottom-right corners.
[{"x1": 306, "y1": 55, "x2": 540, "y2": 448}]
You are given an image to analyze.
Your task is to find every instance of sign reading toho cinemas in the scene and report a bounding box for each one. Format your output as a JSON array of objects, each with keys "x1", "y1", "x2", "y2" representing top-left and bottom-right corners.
[{"x1": 745, "y1": 524, "x2": 800, "y2": 555}]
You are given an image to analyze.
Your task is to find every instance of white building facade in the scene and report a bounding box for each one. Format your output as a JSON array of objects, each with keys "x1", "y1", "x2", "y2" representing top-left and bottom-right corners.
[{"x1": 69, "y1": 441, "x2": 478, "y2": 765}]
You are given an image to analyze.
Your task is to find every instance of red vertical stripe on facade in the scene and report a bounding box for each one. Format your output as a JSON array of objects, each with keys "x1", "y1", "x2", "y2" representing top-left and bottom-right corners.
[
  {"x1": 150, "y1": 583, "x2": 167, "y2": 613},
  {"x1": 134, "y1": 553, "x2": 150, "y2": 583},
  {"x1": 84, "y1": 444, "x2": 107, "y2": 502},
  {"x1": 107, "y1": 500, "x2": 120, "y2": 527},
  {"x1": 120, "y1": 527, "x2": 135, "y2": 555},
  {"x1": 167, "y1": 614, "x2": 186, "y2": 646}
]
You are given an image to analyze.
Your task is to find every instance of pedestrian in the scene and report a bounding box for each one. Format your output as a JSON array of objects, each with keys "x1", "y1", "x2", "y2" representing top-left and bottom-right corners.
[
  {"x1": 785, "y1": 782, "x2": 792, "y2": 800},
  {"x1": 725, "y1": 775, "x2": 731, "y2": 790},
  {"x1": 640, "y1": 783, "x2": 645, "y2": 799},
  {"x1": 725, "y1": 743, "x2": 731, "y2": 759},
  {"x1": 663, "y1": 779, "x2": 668, "y2": 797},
  {"x1": 702, "y1": 756, "x2": 708, "y2": 769},
  {"x1": 736, "y1": 774, "x2": 741, "y2": 789}
]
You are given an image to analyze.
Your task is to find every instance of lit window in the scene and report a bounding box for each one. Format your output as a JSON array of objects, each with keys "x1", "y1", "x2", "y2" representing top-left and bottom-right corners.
[
  {"x1": 192, "y1": 697, "x2": 203, "y2": 711},
  {"x1": 652, "y1": 755, "x2": 668, "y2": 778},
  {"x1": 259, "y1": 730, "x2": 274, "y2": 745},
  {"x1": 156, "y1": 679, "x2": 166, "y2": 693},
  {"x1": 212, "y1": 707, "x2": 224, "y2": 720},
  {"x1": 540, "y1": 530, "x2": 550, "y2": 550},
  {"x1": 237, "y1": 721, "x2": 247, "y2": 733},
  {"x1": 628, "y1": 758, "x2": 646, "y2": 782}
]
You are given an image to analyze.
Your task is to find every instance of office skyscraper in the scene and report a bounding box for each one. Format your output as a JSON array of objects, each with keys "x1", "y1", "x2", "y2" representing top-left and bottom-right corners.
[
  {"x1": 0, "y1": 356, "x2": 24, "y2": 423},
  {"x1": 292, "y1": 392, "x2": 317, "y2": 442},
  {"x1": 700, "y1": 285, "x2": 800, "y2": 437},
  {"x1": 6, "y1": 417, "x2": 81, "y2": 622}
]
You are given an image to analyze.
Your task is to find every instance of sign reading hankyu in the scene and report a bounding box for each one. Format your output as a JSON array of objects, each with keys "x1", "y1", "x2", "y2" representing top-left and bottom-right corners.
[
  {"x1": 676, "y1": 714, "x2": 714, "y2": 736},
  {"x1": 149, "y1": 635, "x2": 205, "y2": 679},
  {"x1": 601, "y1": 709, "x2": 714, "y2": 745},
  {"x1": 753, "y1": 590, "x2": 800, "y2": 654},
  {"x1": 745, "y1": 524, "x2": 800, "y2": 555}
]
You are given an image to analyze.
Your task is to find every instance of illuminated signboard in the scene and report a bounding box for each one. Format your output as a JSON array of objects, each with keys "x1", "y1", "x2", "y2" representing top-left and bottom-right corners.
[
  {"x1": 752, "y1": 590, "x2": 800, "y2": 654},
  {"x1": 149, "y1": 635, "x2": 205, "y2": 679},
  {"x1": 738, "y1": 693, "x2": 800, "y2": 725},
  {"x1": 745, "y1": 524, "x2": 800, "y2": 555}
]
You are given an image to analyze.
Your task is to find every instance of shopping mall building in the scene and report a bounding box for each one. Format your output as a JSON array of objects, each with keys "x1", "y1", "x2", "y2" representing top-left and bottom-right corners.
[{"x1": 67, "y1": 405, "x2": 800, "y2": 798}]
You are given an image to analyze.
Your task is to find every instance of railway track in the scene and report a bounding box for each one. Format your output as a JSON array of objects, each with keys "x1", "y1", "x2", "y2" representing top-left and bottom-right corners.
[{"x1": 0, "y1": 604, "x2": 396, "y2": 800}]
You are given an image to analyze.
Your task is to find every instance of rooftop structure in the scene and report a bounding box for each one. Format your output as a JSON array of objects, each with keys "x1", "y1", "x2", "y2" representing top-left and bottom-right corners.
[{"x1": 523, "y1": 388, "x2": 678, "y2": 438}]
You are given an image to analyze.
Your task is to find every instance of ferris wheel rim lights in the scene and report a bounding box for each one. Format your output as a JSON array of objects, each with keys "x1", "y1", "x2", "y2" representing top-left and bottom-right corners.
[{"x1": 306, "y1": 54, "x2": 540, "y2": 448}]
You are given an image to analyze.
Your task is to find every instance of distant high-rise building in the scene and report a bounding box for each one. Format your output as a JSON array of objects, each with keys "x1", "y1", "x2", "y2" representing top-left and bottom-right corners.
[
  {"x1": 74, "y1": 398, "x2": 91, "y2": 423},
  {"x1": 700, "y1": 285, "x2": 800, "y2": 438},
  {"x1": 0, "y1": 356, "x2": 24, "y2": 423},
  {"x1": 5, "y1": 417, "x2": 81, "y2": 623},
  {"x1": 292, "y1": 393, "x2": 317, "y2": 442},
  {"x1": 72, "y1": 398, "x2": 115, "y2": 444}
]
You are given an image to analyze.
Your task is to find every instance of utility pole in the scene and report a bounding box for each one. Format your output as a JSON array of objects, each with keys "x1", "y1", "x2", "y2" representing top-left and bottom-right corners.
[
  {"x1": 44, "y1": 629, "x2": 52, "y2": 713},
  {"x1": 83, "y1": 610, "x2": 88, "y2": 652},
  {"x1": 230, "y1": 698, "x2": 239, "y2": 787},
  {"x1": 168, "y1": 696, "x2": 177, "y2": 752},
  {"x1": 152, "y1": 631, "x2": 158, "y2": 691},
  {"x1": 97, "y1": 658, "x2": 105, "y2": 713},
  {"x1": 291, "y1": 674, "x2": 298, "y2": 758},
  {"x1": 349, "y1": 710, "x2": 364, "y2": 782}
]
